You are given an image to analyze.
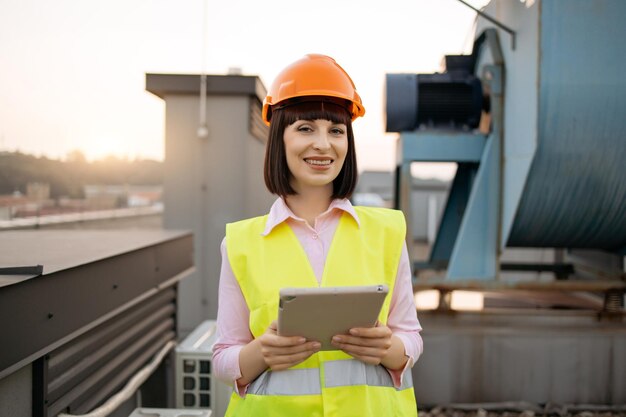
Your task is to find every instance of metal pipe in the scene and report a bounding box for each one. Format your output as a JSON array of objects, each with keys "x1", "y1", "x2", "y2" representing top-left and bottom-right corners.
[
  {"x1": 197, "y1": 0, "x2": 209, "y2": 139},
  {"x1": 455, "y1": 0, "x2": 516, "y2": 49}
]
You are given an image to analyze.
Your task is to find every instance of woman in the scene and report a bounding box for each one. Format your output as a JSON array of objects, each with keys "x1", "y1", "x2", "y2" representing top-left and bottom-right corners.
[{"x1": 213, "y1": 54, "x2": 423, "y2": 417}]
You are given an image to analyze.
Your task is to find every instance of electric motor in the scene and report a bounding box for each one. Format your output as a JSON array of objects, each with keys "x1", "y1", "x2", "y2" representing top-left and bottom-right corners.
[{"x1": 385, "y1": 70, "x2": 483, "y2": 132}]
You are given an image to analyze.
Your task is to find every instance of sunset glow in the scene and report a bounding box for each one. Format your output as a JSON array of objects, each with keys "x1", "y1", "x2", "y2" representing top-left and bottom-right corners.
[{"x1": 0, "y1": 0, "x2": 490, "y2": 170}]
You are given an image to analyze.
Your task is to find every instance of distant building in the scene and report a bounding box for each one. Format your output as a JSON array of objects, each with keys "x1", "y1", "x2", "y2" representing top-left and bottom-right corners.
[
  {"x1": 355, "y1": 170, "x2": 450, "y2": 243},
  {"x1": 0, "y1": 183, "x2": 163, "y2": 220},
  {"x1": 0, "y1": 183, "x2": 54, "y2": 219},
  {"x1": 83, "y1": 184, "x2": 163, "y2": 209},
  {"x1": 355, "y1": 171, "x2": 395, "y2": 202},
  {"x1": 26, "y1": 182, "x2": 50, "y2": 201}
]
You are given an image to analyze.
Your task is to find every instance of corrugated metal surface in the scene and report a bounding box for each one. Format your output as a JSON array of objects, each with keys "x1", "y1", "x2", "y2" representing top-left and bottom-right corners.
[
  {"x1": 36, "y1": 288, "x2": 177, "y2": 417},
  {"x1": 507, "y1": 0, "x2": 626, "y2": 250},
  {"x1": 412, "y1": 309, "x2": 626, "y2": 405}
]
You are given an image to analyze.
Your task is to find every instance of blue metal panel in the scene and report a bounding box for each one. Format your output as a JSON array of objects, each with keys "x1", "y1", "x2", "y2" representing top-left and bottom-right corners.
[
  {"x1": 508, "y1": 0, "x2": 626, "y2": 250},
  {"x1": 400, "y1": 132, "x2": 486, "y2": 163},
  {"x1": 427, "y1": 163, "x2": 478, "y2": 268},
  {"x1": 447, "y1": 132, "x2": 501, "y2": 280},
  {"x1": 476, "y1": 0, "x2": 541, "y2": 251}
]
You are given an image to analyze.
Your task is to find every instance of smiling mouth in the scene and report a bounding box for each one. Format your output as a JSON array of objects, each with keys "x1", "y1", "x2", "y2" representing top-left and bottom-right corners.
[{"x1": 304, "y1": 158, "x2": 333, "y2": 166}]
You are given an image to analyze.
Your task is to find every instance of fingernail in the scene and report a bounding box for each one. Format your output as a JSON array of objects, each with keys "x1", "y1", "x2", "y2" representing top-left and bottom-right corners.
[
  {"x1": 349, "y1": 329, "x2": 358, "y2": 335},
  {"x1": 313, "y1": 342, "x2": 321, "y2": 349},
  {"x1": 333, "y1": 336, "x2": 342, "y2": 343},
  {"x1": 298, "y1": 337, "x2": 306, "y2": 343}
]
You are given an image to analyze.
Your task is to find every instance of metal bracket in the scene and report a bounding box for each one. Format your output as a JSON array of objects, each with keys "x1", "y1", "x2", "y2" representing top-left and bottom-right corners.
[{"x1": 0, "y1": 265, "x2": 43, "y2": 275}]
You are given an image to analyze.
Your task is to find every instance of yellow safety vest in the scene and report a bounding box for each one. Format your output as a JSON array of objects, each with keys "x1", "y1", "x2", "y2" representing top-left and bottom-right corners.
[{"x1": 225, "y1": 206, "x2": 418, "y2": 417}]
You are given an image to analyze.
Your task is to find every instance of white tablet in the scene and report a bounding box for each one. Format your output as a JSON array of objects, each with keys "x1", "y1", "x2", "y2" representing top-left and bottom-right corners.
[{"x1": 277, "y1": 284, "x2": 389, "y2": 351}]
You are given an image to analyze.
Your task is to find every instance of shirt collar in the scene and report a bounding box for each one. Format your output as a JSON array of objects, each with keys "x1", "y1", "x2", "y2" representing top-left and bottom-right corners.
[{"x1": 261, "y1": 197, "x2": 361, "y2": 236}]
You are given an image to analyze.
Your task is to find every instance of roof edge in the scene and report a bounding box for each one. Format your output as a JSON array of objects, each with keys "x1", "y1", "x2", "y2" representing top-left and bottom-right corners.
[{"x1": 145, "y1": 73, "x2": 266, "y2": 102}]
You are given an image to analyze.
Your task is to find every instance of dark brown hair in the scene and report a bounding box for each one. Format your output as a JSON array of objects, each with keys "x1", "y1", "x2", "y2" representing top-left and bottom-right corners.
[{"x1": 263, "y1": 99, "x2": 358, "y2": 199}]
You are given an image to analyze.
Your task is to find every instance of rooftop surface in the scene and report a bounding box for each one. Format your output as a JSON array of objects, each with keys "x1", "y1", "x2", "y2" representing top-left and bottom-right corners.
[{"x1": 0, "y1": 229, "x2": 189, "y2": 287}]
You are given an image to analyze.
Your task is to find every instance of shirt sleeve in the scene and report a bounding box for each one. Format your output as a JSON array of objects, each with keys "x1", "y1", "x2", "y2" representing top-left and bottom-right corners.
[
  {"x1": 212, "y1": 238, "x2": 254, "y2": 397},
  {"x1": 385, "y1": 241, "x2": 424, "y2": 387}
]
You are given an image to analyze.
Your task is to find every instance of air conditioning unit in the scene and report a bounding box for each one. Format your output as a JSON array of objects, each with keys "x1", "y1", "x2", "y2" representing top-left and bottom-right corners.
[
  {"x1": 129, "y1": 408, "x2": 211, "y2": 417},
  {"x1": 175, "y1": 320, "x2": 232, "y2": 417}
]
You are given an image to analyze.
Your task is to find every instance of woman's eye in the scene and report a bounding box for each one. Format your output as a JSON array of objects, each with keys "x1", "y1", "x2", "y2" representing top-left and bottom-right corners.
[
  {"x1": 297, "y1": 125, "x2": 313, "y2": 132},
  {"x1": 330, "y1": 128, "x2": 345, "y2": 135}
]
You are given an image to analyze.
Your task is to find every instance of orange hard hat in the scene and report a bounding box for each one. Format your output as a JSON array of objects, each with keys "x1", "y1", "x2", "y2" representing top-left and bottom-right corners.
[{"x1": 262, "y1": 54, "x2": 366, "y2": 125}]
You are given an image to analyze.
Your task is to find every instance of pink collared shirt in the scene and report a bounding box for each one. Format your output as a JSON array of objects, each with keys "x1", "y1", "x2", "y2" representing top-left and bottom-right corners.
[{"x1": 213, "y1": 198, "x2": 423, "y2": 395}]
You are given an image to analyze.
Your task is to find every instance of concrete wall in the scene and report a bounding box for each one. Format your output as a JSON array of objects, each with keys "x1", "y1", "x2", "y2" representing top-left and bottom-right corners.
[{"x1": 162, "y1": 93, "x2": 274, "y2": 333}]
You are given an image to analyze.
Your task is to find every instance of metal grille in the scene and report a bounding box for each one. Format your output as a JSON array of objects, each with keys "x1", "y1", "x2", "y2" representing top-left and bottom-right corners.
[
  {"x1": 180, "y1": 358, "x2": 212, "y2": 408},
  {"x1": 33, "y1": 288, "x2": 177, "y2": 417},
  {"x1": 175, "y1": 320, "x2": 232, "y2": 417}
]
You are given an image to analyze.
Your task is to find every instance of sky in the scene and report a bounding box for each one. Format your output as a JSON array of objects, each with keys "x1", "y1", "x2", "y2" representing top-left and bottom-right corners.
[{"x1": 0, "y1": 0, "x2": 489, "y2": 178}]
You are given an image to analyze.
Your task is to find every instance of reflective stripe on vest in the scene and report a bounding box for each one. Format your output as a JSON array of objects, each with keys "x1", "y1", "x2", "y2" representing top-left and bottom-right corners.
[
  {"x1": 249, "y1": 368, "x2": 321, "y2": 396},
  {"x1": 325, "y1": 360, "x2": 414, "y2": 391},
  {"x1": 248, "y1": 360, "x2": 414, "y2": 396}
]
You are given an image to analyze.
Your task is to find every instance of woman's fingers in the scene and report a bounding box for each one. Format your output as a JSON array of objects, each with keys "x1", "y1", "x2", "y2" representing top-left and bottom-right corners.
[
  {"x1": 331, "y1": 334, "x2": 392, "y2": 349},
  {"x1": 263, "y1": 344, "x2": 320, "y2": 370},
  {"x1": 330, "y1": 324, "x2": 394, "y2": 365},
  {"x1": 331, "y1": 342, "x2": 388, "y2": 365},
  {"x1": 261, "y1": 341, "x2": 320, "y2": 356},
  {"x1": 261, "y1": 322, "x2": 306, "y2": 347},
  {"x1": 259, "y1": 321, "x2": 320, "y2": 369},
  {"x1": 348, "y1": 325, "x2": 392, "y2": 338},
  {"x1": 262, "y1": 333, "x2": 306, "y2": 347},
  {"x1": 332, "y1": 341, "x2": 387, "y2": 357}
]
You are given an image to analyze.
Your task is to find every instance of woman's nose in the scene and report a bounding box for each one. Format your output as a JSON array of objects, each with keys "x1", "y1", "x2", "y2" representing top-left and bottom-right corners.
[{"x1": 312, "y1": 132, "x2": 331, "y2": 151}]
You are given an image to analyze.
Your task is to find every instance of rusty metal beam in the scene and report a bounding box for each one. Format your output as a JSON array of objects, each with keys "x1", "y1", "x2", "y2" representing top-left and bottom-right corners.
[{"x1": 413, "y1": 279, "x2": 626, "y2": 292}]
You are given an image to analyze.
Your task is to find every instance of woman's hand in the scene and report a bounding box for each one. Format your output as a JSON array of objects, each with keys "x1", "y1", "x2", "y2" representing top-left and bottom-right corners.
[
  {"x1": 331, "y1": 322, "x2": 408, "y2": 370},
  {"x1": 257, "y1": 321, "x2": 321, "y2": 371},
  {"x1": 331, "y1": 321, "x2": 392, "y2": 365}
]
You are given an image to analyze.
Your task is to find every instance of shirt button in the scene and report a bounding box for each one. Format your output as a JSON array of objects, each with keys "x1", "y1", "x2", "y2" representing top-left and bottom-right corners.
[{"x1": 312, "y1": 234, "x2": 319, "y2": 240}]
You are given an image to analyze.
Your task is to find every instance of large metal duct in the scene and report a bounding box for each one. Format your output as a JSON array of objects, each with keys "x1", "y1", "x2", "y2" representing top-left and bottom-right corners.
[
  {"x1": 504, "y1": 0, "x2": 626, "y2": 250},
  {"x1": 388, "y1": 0, "x2": 626, "y2": 265}
]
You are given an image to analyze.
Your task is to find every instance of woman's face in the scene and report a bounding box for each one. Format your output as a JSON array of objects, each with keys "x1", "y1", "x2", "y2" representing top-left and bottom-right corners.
[{"x1": 283, "y1": 118, "x2": 348, "y2": 194}]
